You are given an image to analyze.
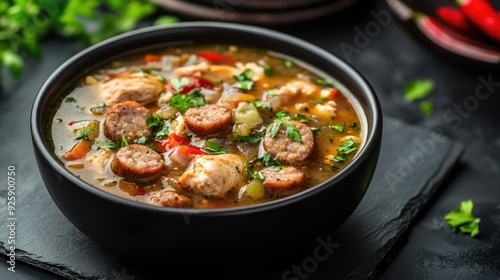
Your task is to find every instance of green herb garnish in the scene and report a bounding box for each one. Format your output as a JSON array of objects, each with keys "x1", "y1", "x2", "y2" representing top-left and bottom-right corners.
[
  {"x1": 170, "y1": 90, "x2": 206, "y2": 114},
  {"x1": 274, "y1": 111, "x2": 309, "y2": 123},
  {"x1": 315, "y1": 78, "x2": 333, "y2": 86},
  {"x1": 264, "y1": 65, "x2": 272, "y2": 75},
  {"x1": 335, "y1": 138, "x2": 357, "y2": 162},
  {"x1": 65, "y1": 97, "x2": 77, "y2": 103},
  {"x1": 420, "y1": 100, "x2": 434, "y2": 117},
  {"x1": 261, "y1": 153, "x2": 283, "y2": 168},
  {"x1": 284, "y1": 123, "x2": 302, "y2": 143},
  {"x1": 91, "y1": 141, "x2": 120, "y2": 151},
  {"x1": 146, "y1": 114, "x2": 164, "y2": 129},
  {"x1": 404, "y1": 79, "x2": 435, "y2": 102},
  {"x1": 331, "y1": 125, "x2": 344, "y2": 133},
  {"x1": 157, "y1": 75, "x2": 166, "y2": 83},
  {"x1": 204, "y1": 141, "x2": 227, "y2": 155},
  {"x1": 121, "y1": 136, "x2": 129, "y2": 147},
  {"x1": 232, "y1": 134, "x2": 261, "y2": 144},
  {"x1": 75, "y1": 128, "x2": 94, "y2": 140},
  {"x1": 308, "y1": 97, "x2": 326, "y2": 104},
  {"x1": 170, "y1": 77, "x2": 191, "y2": 93},
  {"x1": 270, "y1": 120, "x2": 283, "y2": 138},
  {"x1": 284, "y1": 59, "x2": 293, "y2": 68},
  {"x1": 234, "y1": 69, "x2": 254, "y2": 91},
  {"x1": 134, "y1": 136, "x2": 148, "y2": 145},
  {"x1": 245, "y1": 161, "x2": 265, "y2": 180},
  {"x1": 445, "y1": 200, "x2": 480, "y2": 237}
]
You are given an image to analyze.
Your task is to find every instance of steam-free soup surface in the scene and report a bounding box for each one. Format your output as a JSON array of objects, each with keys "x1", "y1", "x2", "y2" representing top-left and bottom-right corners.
[{"x1": 49, "y1": 45, "x2": 362, "y2": 209}]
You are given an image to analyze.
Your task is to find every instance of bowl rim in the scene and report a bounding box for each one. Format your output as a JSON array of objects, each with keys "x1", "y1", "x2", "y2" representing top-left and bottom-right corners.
[{"x1": 31, "y1": 21, "x2": 382, "y2": 216}]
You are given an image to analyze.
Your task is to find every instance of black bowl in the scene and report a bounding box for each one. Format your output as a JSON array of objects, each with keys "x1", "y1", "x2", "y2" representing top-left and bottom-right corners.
[{"x1": 31, "y1": 22, "x2": 382, "y2": 272}]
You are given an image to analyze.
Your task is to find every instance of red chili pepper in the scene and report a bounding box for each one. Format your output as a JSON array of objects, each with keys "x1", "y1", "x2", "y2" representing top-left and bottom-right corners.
[
  {"x1": 437, "y1": 7, "x2": 479, "y2": 35},
  {"x1": 144, "y1": 54, "x2": 161, "y2": 62},
  {"x1": 414, "y1": 13, "x2": 500, "y2": 62},
  {"x1": 197, "y1": 52, "x2": 233, "y2": 65},
  {"x1": 456, "y1": 0, "x2": 500, "y2": 44},
  {"x1": 154, "y1": 134, "x2": 190, "y2": 153},
  {"x1": 166, "y1": 76, "x2": 215, "y2": 94},
  {"x1": 176, "y1": 145, "x2": 208, "y2": 156}
]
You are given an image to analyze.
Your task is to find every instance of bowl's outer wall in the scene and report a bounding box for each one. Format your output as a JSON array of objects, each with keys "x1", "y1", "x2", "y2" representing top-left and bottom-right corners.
[{"x1": 32, "y1": 23, "x2": 382, "y2": 269}]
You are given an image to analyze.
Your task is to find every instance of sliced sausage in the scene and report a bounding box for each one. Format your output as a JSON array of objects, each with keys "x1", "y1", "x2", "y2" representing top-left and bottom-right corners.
[
  {"x1": 178, "y1": 154, "x2": 245, "y2": 197},
  {"x1": 150, "y1": 190, "x2": 192, "y2": 208},
  {"x1": 261, "y1": 166, "x2": 306, "y2": 197},
  {"x1": 111, "y1": 144, "x2": 164, "y2": 181},
  {"x1": 184, "y1": 104, "x2": 232, "y2": 137},
  {"x1": 99, "y1": 72, "x2": 164, "y2": 105},
  {"x1": 263, "y1": 120, "x2": 315, "y2": 164},
  {"x1": 104, "y1": 101, "x2": 151, "y2": 143}
]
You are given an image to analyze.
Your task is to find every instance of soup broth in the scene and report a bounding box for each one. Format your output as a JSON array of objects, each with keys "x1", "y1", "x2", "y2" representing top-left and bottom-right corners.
[{"x1": 48, "y1": 44, "x2": 363, "y2": 209}]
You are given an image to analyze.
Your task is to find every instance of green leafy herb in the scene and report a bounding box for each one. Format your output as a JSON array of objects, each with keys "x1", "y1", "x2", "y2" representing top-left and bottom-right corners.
[
  {"x1": 91, "y1": 141, "x2": 120, "y2": 151},
  {"x1": 121, "y1": 136, "x2": 129, "y2": 147},
  {"x1": 245, "y1": 161, "x2": 265, "y2": 180},
  {"x1": 420, "y1": 100, "x2": 434, "y2": 117},
  {"x1": 134, "y1": 136, "x2": 148, "y2": 145},
  {"x1": 331, "y1": 125, "x2": 344, "y2": 133},
  {"x1": 204, "y1": 141, "x2": 227, "y2": 155},
  {"x1": 260, "y1": 152, "x2": 283, "y2": 168},
  {"x1": 263, "y1": 65, "x2": 272, "y2": 75},
  {"x1": 0, "y1": 0, "x2": 160, "y2": 86},
  {"x1": 157, "y1": 75, "x2": 166, "y2": 83},
  {"x1": 308, "y1": 97, "x2": 326, "y2": 104},
  {"x1": 315, "y1": 78, "x2": 333, "y2": 86},
  {"x1": 232, "y1": 134, "x2": 261, "y2": 144},
  {"x1": 154, "y1": 127, "x2": 170, "y2": 139},
  {"x1": 65, "y1": 97, "x2": 77, "y2": 103},
  {"x1": 133, "y1": 68, "x2": 158, "y2": 74},
  {"x1": 284, "y1": 59, "x2": 293, "y2": 68},
  {"x1": 170, "y1": 77, "x2": 191, "y2": 93},
  {"x1": 75, "y1": 128, "x2": 94, "y2": 140},
  {"x1": 146, "y1": 114, "x2": 164, "y2": 129},
  {"x1": 270, "y1": 120, "x2": 283, "y2": 138},
  {"x1": 404, "y1": 79, "x2": 435, "y2": 102},
  {"x1": 170, "y1": 90, "x2": 206, "y2": 114},
  {"x1": 274, "y1": 111, "x2": 309, "y2": 123},
  {"x1": 234, "y1": 69, "x2": 254, "y2": 91},
  {"x1": 311, "y1": 127, "x2": 321, "y2": 132},
  {"x1": 335, "y1": 138, "x2": 357, "y2": 162},
  {"x1": 445, "y1": 200, "x2": 480, "y2": 237},
  {"x1": 265, "y1": 89, "x2": 278, "y2": 96},
  {"x1": 295, "y1": 114, "x2": 309, "y2": 123},
  {"x1": 284, "y1": 123, "x2": 302, "y2": 143}
]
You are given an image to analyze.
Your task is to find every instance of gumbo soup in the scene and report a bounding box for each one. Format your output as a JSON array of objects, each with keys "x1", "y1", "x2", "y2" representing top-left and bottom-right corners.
[{"x1": 48, "y1": 45, "x2": 364, "y2": 209}]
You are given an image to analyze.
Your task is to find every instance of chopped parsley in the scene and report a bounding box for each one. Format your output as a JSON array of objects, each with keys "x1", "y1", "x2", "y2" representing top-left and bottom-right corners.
[
  {"x1": 157, "y1": 75, "x2": 167, "y2": 83},
  {"x1": 65, "y1": 97, "x2": 77, "y2": 103},
  {"x1": 311, "y1": 127, "x2": 321, "y2": 132},
  {"x1": 270, "y1": 120, "x2": 282, "y2": 138},
  {"x1": 154, "y1": 127, "x2": 170, "y2": 139},
  {"x1": 245, "y1": 161, "x2": 265, "y2": 180},
  {"x1": 91, "y1": 141, "x2": 120, "y2": 151},
  {"x1": 260, "y1": 153, "x2": 283, "y2": 168},
  {"x1": 146, "y1": 114, "x2": 170, "y2": 139},
  {"x1": 308, "y1": 97, "x2": 326, "y2": 104},
  {"x1": 315, "y1": 78, "x2": 333, "y2": 86},
  {"x1": 134, "y1": 136, "x2": 148, "y2": 145},
  {"x1": 274, "y1": 111, "x2": 309, "y2": 123},
  {"x1": 284, "y1": 123, "x2": 302, "y2": 143},
  {"x1": 330, "y1": 125, "x2": 344, "y2": 133},
  {"x1": 404, "y1": 79, "x2": 435, "y2": 102},
  {"x1": 204, "y1": 141, "x2": 227, "y2": 155},
  {"x1": 284, "y1": 59, "x2": 293, "y2": 68},
  {"x1": 234, "y1": 69, "x2": 254, "y2": 91},
  {"x1": 263, "y1": 65, "x2": 272, "y2": 75},
  {"x1": 265, "y1": 89, "x2": 278, "y2": 96},
  {"x1": 74, "y1": 128, "x2": 94, "y2": 140},
  {"x1": 133, "y1": 68, "x2": 159, "y2": 74},
  {"x1": 295, "y1": 114, "x2": 309, "y2": 123},
  {"x1": 121, "y1": 136, "x2": 129, "y2": 147},
  {"x1": 170, "y1": 90, "x2": 206, "y2": 114},
  {"x1": 170, "y1": 77, "x2": 191, "y2": 93},
  {"x1": 445, "y1": 200, "x2": 480, "y2": 237},
  {"x1": 420, "y1": 100, "x2": 434, "y2": 117},
  {"x1": 335, "y1": 138, "x2": 357, "y2": 162}
]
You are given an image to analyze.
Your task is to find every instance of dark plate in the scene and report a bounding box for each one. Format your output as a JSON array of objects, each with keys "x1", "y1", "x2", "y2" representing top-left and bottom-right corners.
[
  {"x1": 386, "y1": 0, "x2": 500, "y2": 69},
  {"x1": 151, "y1": 0, "x2": 362, "y2": 25}
]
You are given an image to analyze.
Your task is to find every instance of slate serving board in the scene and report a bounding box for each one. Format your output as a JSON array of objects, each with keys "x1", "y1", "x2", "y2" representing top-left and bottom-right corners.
[{"x1": 0, "y1": 114, "x2": 464, "y2": 279}]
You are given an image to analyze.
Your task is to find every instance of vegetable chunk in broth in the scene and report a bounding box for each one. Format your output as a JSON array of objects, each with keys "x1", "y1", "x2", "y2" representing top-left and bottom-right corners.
[{"x1": 48, "y1": 45, "x2": 364, "y2": 209}]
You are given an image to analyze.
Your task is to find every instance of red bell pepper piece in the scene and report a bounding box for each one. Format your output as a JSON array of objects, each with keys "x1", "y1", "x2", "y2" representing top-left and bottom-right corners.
[
  {"x1": 166, "y1": 76, "x2": 215, "y2": 94},
  {"x1": 456, "y1": 0, "x2": 500, "y2": 44},
  {"x1": 177, "y1": 145, "x2": 208, "y2": 156},
  {"x1": 197, "y1": 51, "x2": 233, "y2": 65},
  {"x1": 154, "y1": 134, "x2": 190, "y2": 153},
  {"x1": 437, "y1": 7, "x2": 479, "y2": 36},
  {"x1": 144, "y1": 54, "x2": 161, "y2": 62}
]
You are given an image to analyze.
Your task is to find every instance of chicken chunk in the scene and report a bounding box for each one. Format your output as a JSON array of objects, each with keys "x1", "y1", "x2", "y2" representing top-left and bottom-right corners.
[
  {"x1": 312, "y1": 100, "x2": 337, "y2": 120},
  {"x1": 178, "y1": 154, "x2": 245, "y2": 197},
  {"x1": 235, "y1": 62, "x2": 265, "y2": 81},
  {"x1": 171, "y1": 115, "x2": 191, "y2": 138},
  {"x1": 174, "y1": 62, "x2": 239, "y2": 84},
  {"x1": 275, "y1": 80, "x2": 316, "y2": 104},
  {"x1": 98, "y1": 72, "x2": 164, "y2": 105},
  {"x1": 86, "y1": 150, "x2": 113, "y2": 172}
]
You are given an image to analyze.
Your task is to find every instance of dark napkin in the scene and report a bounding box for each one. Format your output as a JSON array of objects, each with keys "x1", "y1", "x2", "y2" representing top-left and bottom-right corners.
[{"x1": 0, "y1": 116, "x2": 464, "y2": 280}]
